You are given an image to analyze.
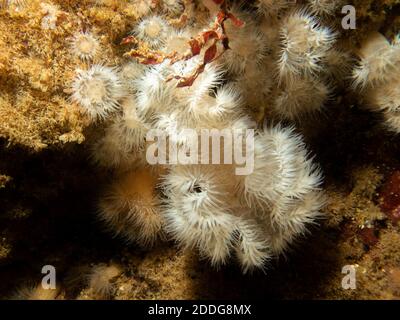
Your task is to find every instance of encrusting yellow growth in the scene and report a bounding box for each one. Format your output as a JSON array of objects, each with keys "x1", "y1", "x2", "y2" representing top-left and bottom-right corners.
[{"x1": 0, "y1": 0, "x2": 142, "y2": 151}]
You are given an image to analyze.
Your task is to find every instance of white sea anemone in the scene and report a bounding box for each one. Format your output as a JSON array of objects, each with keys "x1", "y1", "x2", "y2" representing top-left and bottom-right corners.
[
  {"x1": 133, "y1": 15, "x2": 170, "y2": 50},
  {"x1": 91, "y1": 99, "x2": 148, "y2": 168},
  {"x1": 40, "y1": 3, "x2": 61, "y2": 30},
  {"x1": 242, "y1": 124, "x2": 324, "y2": 242},
  {"x1": 383, "y1": 110, "x2": 400, "y2": 134},
  {"x1": 307, "y1": 0, "x2": 343, "y2": 16},
  {"x1": 162, "y1": 165, "x2": 239, "y2": 266},
  {"x1": 364, "y1": 76, "x2": 400, "y2": 133},
  {"x1": 352, "y1": 32, "x2": 400, "y2": 89},
  {"x1": 84, "y1": 2, "x2": 332, "y2": 274},
  {"x1": 10, "y1": 284, "x2": 60, "y2": 300},
  {"x1": 130, "y1": 0, "x2": 155, "y2": 18},
  {"x1": 256, "y1": 0, "x2": 294, "y2": 16},
  {"x1": 87, "y1": 264, "x2": 122, "y2": 298},
  {"x1": 266, "y1": 190, "x2": 326, "y2": 254},
  {"x1": 98, "y1": 168, "x2": 164, "y2": 246},
  {"x1": 323, "y1": 48, "x2": 353, "y2": 83},
  {"x1": 244, "y1": 125, "x2": 323, "y2": 202},
  {"x1": 206, "y1": 84, "x2": 243, "y2": 121},
  {"x1": 272, "y1": 76, "x2": 330, "y2": 120},
  {"x1": 259, "y1": 18, "x2": 281, "y2": 55},
  {"x1": 161, "y1": 0, "x2": 184, "y2": 16},
  {"x1": 352, "y1": 33, "x2": 400, "y2": 134},
  {"x1": 173, "y1": 62, "x2": 224, "y2": 118},
  {"x1": 120, "y1": 61, "x2": 146, "y2": 92},
  {"x1": 134, "y1": 65, "x2": 176, "y2": 120},
  {"x1": 162, "y1": 29, "x2": 192, "y2": 55},
  {"x1": 234, "y1": 60, "x2": 274, "y2": 111},
  {"x1": 278, "y1": 10, "x2": 336, "y2": 80},
  {"x1": 71, "y1": 65, "x2": 125, "y2": 120},
  {"x1": 71, "y1": 32, "x2": 100, "y2": 61},
  {"x1": 234, "y1": 218, "x2": 272, "y2": 273},
  {"x1": 366, "y1": 77, "x2": 400, "y2": 114},
  {"x1": 223, "y1": 17, "x2": 267, "y2": 75}
]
